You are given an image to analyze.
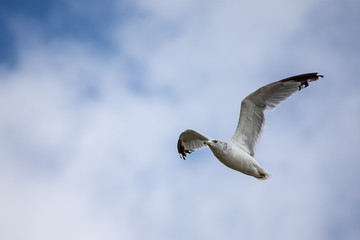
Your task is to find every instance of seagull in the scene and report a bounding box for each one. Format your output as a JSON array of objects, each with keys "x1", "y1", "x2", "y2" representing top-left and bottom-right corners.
[{"x1": 177, "y1": 73, "x2": 323, "y2": 180}]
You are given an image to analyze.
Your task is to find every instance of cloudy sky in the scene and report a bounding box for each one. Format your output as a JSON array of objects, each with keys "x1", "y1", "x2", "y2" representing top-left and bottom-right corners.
[{"x1": 0, "y1": 0, "x2": 359, "y2": 239}]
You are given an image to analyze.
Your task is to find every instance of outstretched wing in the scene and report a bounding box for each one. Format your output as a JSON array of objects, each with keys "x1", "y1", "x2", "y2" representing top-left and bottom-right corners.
[
  {"x1": 230, "y1": 73, "x2": 323, "y2": 156},
  {"x1": 177, "y1": 129, "x2": 210, "y2": 159}
]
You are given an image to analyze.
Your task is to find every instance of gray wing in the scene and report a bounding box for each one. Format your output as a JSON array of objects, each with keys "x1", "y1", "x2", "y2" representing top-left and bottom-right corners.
[
  {"x1": 177, "y1": 129, "x2": 210, "y2": 159},
  {"x1": 230, "y1": 73, "x2": 323, "y2": 156}
]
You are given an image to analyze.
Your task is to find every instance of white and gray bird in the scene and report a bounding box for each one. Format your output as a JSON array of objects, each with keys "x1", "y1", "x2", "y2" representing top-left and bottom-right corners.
[{"x1": 177, "y1": 73, "x2": 323, "y2": 180}]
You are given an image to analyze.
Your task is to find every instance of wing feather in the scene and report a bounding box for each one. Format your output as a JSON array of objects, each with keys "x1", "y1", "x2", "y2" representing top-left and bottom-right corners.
[
  {"x1": 177, "y1": 129, "x2": 209, "y2": 159},
  {"x1": 230, "y1": 73, "x2": 323, "y2": 156}
]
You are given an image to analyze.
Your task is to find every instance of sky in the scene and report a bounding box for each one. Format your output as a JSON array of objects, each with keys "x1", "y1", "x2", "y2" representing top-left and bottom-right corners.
[{"x1": 0, "y1": 0, "x2": 359, "y2": 239}]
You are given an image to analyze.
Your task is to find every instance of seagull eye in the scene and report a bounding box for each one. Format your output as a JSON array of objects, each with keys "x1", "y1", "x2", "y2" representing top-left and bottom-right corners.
[{"x1": 213, "y1": 140, "x2": 218, "y2": 143}]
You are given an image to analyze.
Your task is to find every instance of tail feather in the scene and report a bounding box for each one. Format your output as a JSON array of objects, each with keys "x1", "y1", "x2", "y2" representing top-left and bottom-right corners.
[{"x1": 256, "y1": 170, "x2": 270, "y2": 180}]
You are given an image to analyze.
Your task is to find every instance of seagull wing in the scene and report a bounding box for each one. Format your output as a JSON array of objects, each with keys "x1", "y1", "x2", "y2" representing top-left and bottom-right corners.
[
  {"x1": 177, "y1": 129, "x2": 210, "y2": 159},
  {"x1": 230, "y1": 73, "x2": 323, "y2": 156}
]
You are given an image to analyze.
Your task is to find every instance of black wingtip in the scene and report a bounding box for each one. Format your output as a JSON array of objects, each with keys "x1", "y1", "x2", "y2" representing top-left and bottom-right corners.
[
  {"x1": 313, "y1": 73, "x2": 324, "y2": 80},
  {"x1": 280, "y1": 72, "x2": 323, "y2": 82},
  {"x1": 177, "y1": 139, "x2": 187, "y2": 160},
  {"x1": 280, "y1": 72, "x2": 323, "y2": 91}
]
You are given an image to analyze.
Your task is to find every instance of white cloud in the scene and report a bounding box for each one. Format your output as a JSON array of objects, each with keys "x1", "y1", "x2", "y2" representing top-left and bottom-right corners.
[{"x1": 0, "y1": 0, "x2": 359, "y2": 239}]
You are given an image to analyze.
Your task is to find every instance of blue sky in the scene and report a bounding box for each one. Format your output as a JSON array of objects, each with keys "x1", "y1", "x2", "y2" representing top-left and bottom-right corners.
[{"x1": 0, "y1": 0, "x2": 359, "y2": 239}]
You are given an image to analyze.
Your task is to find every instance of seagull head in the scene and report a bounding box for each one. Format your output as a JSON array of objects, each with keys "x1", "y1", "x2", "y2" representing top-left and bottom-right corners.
[
  {"x1": 204, "y1": 140, "x2": 230, "y2": 158},
  {"x1": 204, "y1": 139, "x2": 220, "y2": 146}
]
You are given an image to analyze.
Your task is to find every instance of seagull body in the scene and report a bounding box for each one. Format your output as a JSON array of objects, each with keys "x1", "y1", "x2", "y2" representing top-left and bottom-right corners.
[{"x1": 177, "y1": 73, "x2": 323, "y2": 180}]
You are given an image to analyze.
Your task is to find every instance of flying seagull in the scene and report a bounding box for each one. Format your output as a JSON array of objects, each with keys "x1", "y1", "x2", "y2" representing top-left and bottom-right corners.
[{"x1": 177, "y1": 73, "x2": 323, "y2": 180}]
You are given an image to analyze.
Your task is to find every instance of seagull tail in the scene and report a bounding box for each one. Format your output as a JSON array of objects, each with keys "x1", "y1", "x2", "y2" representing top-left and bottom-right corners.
[{"x1": 256, "y1": 170, "x2": 270, "y2": 180}]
